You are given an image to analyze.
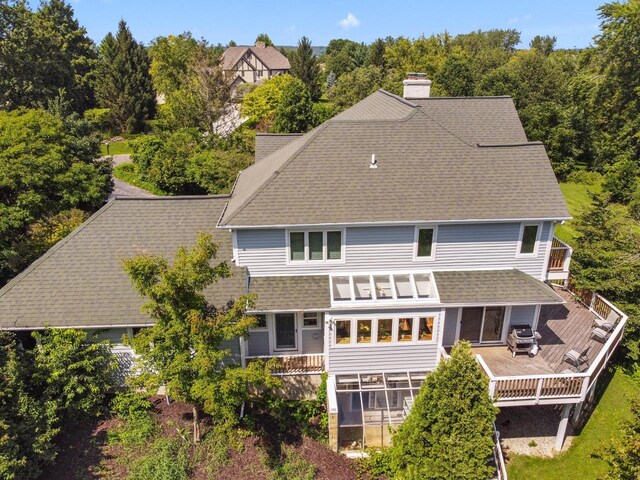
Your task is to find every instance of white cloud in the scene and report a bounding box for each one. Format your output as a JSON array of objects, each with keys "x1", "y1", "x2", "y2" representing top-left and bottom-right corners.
[
  {"x1": 507, "y1": 14, "x2": 533, "y2": 25},
  {"x1": 338, "y1": 13, "x2": 360, "y2": 29}
]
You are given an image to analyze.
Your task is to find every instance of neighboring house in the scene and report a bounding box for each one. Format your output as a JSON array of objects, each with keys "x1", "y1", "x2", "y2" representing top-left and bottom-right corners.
[
  {"x1": 221, "y1": 41, "x2": 290, "y2": 89},
  {"x1": 0, "y1": 75, "x2": 627, "y2": 454}
]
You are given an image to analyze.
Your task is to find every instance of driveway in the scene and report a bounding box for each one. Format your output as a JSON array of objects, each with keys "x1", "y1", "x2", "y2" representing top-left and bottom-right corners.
[{"x1": 102, "y1": 154, "x2": 155, "y2": 200}]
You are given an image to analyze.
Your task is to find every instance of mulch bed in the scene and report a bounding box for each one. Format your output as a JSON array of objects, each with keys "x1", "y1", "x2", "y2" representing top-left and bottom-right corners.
[{"x1": 38, "y1": 397, "x2": 360, "y2": 480}]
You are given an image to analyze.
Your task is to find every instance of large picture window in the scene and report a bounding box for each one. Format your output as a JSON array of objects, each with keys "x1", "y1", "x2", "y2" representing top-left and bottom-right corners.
[{"x1": 288, "y1": 230, "x2": 344, "y2": 262}]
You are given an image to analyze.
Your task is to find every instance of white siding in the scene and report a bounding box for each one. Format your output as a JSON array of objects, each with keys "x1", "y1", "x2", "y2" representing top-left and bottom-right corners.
[
  {"x1": 236, "y1": 222, "x2": 552, "y2": 279},
  {"x1": 509, "y1": 305, "x2": 537, "y2": 328},
  {"x1": 442, "y1": 308, "x2": 459, "y2": 347},
  {"x1": 247, "y1": 331, "x2": 270, "y2": 356}
]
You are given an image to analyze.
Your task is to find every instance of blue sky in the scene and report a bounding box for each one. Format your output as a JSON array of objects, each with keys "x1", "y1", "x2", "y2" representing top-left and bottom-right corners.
[{"x1": 70, "y1": 0, "x2": 606, "y2": 48}]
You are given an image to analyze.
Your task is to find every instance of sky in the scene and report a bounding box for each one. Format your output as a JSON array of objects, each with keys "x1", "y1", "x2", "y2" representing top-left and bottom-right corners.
[{"x1": 69, "y1": 0, "x2": 606, "y2": 49}]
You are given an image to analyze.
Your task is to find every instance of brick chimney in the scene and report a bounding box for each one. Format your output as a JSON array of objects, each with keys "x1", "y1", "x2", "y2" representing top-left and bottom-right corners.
[
  {"x1": 255, "y1": 41, "x2": 266, "y2": 48},
  {"x1": 403, "y1": 73, "x2": 431, "y2": 100}
]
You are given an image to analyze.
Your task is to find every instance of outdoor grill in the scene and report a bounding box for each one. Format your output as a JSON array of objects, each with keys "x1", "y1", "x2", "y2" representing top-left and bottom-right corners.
[{"x1": 507, "y1": 324, "x2": 540, "y2": 357}]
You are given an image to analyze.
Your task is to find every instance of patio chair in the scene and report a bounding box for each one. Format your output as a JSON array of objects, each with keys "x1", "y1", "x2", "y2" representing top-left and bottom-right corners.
[
  {"x1": 563, "y1": 346, "x2": 590, "y2": 372},
  {"x1": 593, "y1": 310, "x2": 619, "y2": 332},
  {"x1": 591, "y1": 327, "x2": 610, "y2": 343}
]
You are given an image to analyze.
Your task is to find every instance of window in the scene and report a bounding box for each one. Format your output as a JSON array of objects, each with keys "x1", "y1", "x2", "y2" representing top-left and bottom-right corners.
[
  {"x1": 335, "y1": 320, "x2": 351, "y2": 344},
  {"x1": 519, "y1": 224, "x2": 539, "y2": 255},
  {"x1": 415, "y1": 227, "x2": 436, "y2": 259},
  {"x1": 459, "y1": 306, "x2": 506, "y2": 344},
  {"x1": 288, "y1": 230, "x2": 343, "y2": 262},
  {"x1": 377, "y1": 319, "x2": 392, "y2": 343},
  {"x1": 303, "y1": 312, "x2": 321, "y2": 328},
  {"x1": 398, "y1": 318, "x2": 413, "y2": 342},
  {"x1": 418, "y1": 317, "x2": 434, "y2": 341},
  {"x1": 252, "y1": 314, "x2": 267, "y2": 330},
  {"x1": 290, "y1": 232, "x2": 305, "y2": 261},
  {"x1": 357, "y1": 320, "x2": 372, "y2": 343}
]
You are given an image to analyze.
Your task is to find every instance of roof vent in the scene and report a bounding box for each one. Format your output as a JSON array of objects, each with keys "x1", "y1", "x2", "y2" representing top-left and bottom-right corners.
[
  {"x1": 370, "y1": 154, "x2": 377, "y2": 169},
  {"x1": 403, "y1": 72, "x2": 431, "y2": 100}
]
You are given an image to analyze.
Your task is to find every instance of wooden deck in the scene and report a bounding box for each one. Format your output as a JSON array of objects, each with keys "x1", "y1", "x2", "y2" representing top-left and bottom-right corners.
[{"x1": 473, "y1": 287, "x2": 603, "y2": 377}]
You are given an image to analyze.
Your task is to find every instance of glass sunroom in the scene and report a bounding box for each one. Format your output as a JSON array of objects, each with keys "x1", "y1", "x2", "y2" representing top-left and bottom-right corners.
[{"x1": 329, "y1": 371, "x2": 428, "y2": 451}]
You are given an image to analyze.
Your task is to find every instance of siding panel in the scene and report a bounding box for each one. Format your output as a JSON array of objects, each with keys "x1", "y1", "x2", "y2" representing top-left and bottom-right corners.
[
  {"x1": 509, "y1": 305, "x2": 537, "y2": 328},
  {"x1": 442, "y1": 308, "x2": 458, "y2": 347},
  {"x1": 247, "y1": 331, "x2": 270, "y2": 356},
  {"x1": 237, "y1": 222, "x2": 552, "y2": 279}
]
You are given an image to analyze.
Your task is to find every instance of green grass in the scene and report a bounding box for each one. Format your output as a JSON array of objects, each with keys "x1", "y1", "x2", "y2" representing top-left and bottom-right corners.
[
  {"x1": 100, "y1": 140, "x2": 132, "y2": 156},
  {"x1": 507, "y1": 368, "x2": 640, "y2": 480},
  {"x1": 113, "y1": 163, "x2": 168, "y2": 196},
  {"x1": 554, "y1": 182, "x2": 602, "y2": 244}
]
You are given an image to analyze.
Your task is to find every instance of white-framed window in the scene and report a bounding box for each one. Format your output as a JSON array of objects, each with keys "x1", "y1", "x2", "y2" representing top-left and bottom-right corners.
[
  {"x1": 332, "y1": 314, "x2": 438, "y2": 346},
  {"x1": 287, "y1": 229, "x2": 345, "y2": 263},
  {"x1": 413, "y1": 226, "x2": 437, "y2": 261},
  {"x1": 302, "y1": 312, "x2": 322, "y2": 329},
  {"x1": 517, "y1": 223, "x2": 541, "y2": 257},
  {"x1": 249, "y1": 313, "x2": 268, "y2": 331}
]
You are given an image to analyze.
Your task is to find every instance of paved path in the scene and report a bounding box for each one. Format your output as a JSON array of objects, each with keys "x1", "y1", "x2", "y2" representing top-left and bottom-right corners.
[{"x1": 102, "y1": 154, "x2": 155, "y2": 200}]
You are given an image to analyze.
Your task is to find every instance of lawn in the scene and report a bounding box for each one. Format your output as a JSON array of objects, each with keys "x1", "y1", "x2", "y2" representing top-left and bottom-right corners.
[
  {"x1": 100, "y1": 140, "x2": 133, "y2": 156},
  {"x1": 554, "y1": 181, "x2": 602, "y2": 244},
  {"x1": 113, "y1": 163, "x2": 168, "y2": 196},
  {"x1": 507, "y1": 368, "x2": 640, "y2": 480}
]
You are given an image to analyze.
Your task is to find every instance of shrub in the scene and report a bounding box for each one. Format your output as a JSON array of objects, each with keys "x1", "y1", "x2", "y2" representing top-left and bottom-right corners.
[
  {"x1": 84, "y1": 108, "x2": 114, "y2": 134},
  {"x1": 111, "y1": 392, "x2": 153, "y2": 419},
  {"x1": 128, "y1": 437, "x2": 190, "y2": 480},
  {"x1": 272, "y1": 446, "x2": 316, "y2": 480},
  {"x1": 566, "y1": 169, "x2": 603, "y2": 186},
  {"x1": 354, "y1": 449, "x2": 394, "y2": 480}
]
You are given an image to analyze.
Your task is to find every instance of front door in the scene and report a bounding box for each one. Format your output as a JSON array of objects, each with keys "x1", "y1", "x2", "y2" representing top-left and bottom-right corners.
[
  {"x1": 275, "y1": 313, "x2": 297, "y2": 350},
  {"x1": 459, "y1": 306, "x2": 506, "y2": 344}
]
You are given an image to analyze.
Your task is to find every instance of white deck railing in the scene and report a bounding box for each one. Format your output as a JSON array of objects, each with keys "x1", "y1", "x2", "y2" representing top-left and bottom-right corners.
[
  {"x1": 478, "y1": 282, "x2": 627, "y2": 406},
  {"x1": 493, "y1": 424, "x2": 508, "y2": 480},
  {"x1": 245, "y1": 353, "x2": 324, "y2": 375},
  {"x1": 547, "y1": 237, "x2": 573, "y2": 280}
]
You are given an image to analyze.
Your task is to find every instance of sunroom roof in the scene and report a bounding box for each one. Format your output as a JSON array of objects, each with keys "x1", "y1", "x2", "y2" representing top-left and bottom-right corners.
[{"x1": 330, "y1": 272, "x2": 439, "y2": 307}]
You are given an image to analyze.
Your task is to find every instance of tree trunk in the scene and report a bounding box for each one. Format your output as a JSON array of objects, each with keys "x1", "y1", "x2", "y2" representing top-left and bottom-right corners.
[{"x1": 192, "y1": 405, "x2": 200, "y2": 444}]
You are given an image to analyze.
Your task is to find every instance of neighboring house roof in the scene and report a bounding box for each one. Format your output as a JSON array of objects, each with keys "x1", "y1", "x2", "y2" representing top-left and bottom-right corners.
[
  {"x1": 433, "y1": 269, "x2": 564, "y2": 305},
  {"x1": 219, "y1": 90, "x2": 570, "y2": 227},
  {"x1": 248, "y1": 275, "x2": 330, "y2": 311},
  {"x1": 221, "y1": 45, "x2": 291, "y2": 71},
  {"x1": 255, "y1": 133, "x2": 303, "y2": 162},
  {"x1": 0, "y1": 197, "x2": 247, "y2": 329}
]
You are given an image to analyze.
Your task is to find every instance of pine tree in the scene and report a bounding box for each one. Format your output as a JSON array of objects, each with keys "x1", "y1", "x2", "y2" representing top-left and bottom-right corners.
[
  {"x1": 390, "y1": 341, "x2": 498, "y2": 479},
  {"x1": 95, "y1": 20, "x2": 155, "y2": 133},
  {"x1": 290, "y1": 36, "x2": 321, "y2": 101}
]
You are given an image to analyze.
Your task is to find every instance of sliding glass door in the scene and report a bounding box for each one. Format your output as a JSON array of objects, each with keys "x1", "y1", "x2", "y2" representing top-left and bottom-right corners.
[{"x1": 459, "y1": 306, "x2": 506, "y2": 344}]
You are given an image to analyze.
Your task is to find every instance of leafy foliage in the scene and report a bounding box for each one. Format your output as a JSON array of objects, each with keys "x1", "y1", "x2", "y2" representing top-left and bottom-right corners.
[
  {"x1": 95, "y1": 20, "x2": 155, "y2": 133},
  {"x1": 241, "y1": 74, "x2": 300, "y2": 129},
  {"x1": 328, "y1": 65, "x2": 385, "y2": 110},
  {"x1": 273, "y1": 77, "x2": 315, "y2": 133},
  {"x1": 123, "y1": 233, "x2": 278, "y2": 441},
  {"x1": 597, "y1": 401, "x2": 640, "y2": 480},
  {"x1": 389, "y1": 342, "x2": 498, "y2": 479}
]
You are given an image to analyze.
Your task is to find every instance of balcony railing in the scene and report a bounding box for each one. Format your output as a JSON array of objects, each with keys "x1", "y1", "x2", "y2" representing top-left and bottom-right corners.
[
  {"x1": 245, "y1": 353, "x2": 325, "y2": 375},
  {"x1": 547, "y1": 237, "x2": 572, "y2": 280}
]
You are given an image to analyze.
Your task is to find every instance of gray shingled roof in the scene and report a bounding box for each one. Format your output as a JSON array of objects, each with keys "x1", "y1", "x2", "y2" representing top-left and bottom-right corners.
[
  {"x1": 433, "y1": 269, "x2": 564, "y2": 305},
  {"x1": 0, "y1": 197, "x2": 247, "y2": 329},
  {"x1": 248, "y1": 275, "x2": 330, "y2": 311},
  {"x1": 221, "y1": 45, "x2": 290, "y2": 71},
  {"x1": 255, "y1": 133, "x2": 303, "y2": 162},
  {"x1": 220, "y1": 90, "x2": 570, "y2": 227}
]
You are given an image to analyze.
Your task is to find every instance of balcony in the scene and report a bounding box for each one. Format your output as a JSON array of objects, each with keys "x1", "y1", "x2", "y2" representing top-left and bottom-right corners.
[
  {"x1": 473, "y1": 282, "x2": 626, "y2": 407},
  {"x1": 546, "y1": 237, "x2": 573, "y2": 281},
  {"x1": 245, "y1": 353, "x2": 324, "y2": 375}
]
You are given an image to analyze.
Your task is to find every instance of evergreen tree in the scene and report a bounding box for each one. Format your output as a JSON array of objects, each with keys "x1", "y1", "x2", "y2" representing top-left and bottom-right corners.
[
  {"x1": 366, "y1": 38, "x2": 387, "y2": 69},
  {"x1": 290, "y1": 36, "x2": 321, "y2": 101},
  {"x1": 273, "y1": 77, "x2": 314, "y2": 133},
  {"x1": 390, "y1": 342, "x2": 498, "y2": 480},
  {"x1": 95, "y1": 20, "x2": 155, "y2": 133},
  {"x1": 254, "y1": 33, "x2": 273, "y2": 46}
]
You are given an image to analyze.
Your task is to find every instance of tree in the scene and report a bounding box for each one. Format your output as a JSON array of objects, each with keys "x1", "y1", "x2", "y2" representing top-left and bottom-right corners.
[
  {"x1": 328, "y1": 65, "x2": 384, "y2": 110},
  {"x1": 602, "y1": 157, "x2": 639, "y2": 203},
  {"x1": 123, "y1": 233, "x2": 278, "y2": 442},
  {"x1": 530, "y1": 35, "x2": 557, "y2": 55},
  {"x1": 289, "y1": 36, "x2": 321, "y2": 101},
  {"x1": 254, "y1": 33, "x2": 273, "y2": 47},
  {"x1": 597, "y1": 401, "x2": 640, "y2": 480},
  {"x1": 95, "y1": 20, "x2": 155, "y2": 133},
  {"x1": 149, "y1": 33, "x2": 200, "y2": 95},
  {"x1": 273, "y1": 77, "x2": 314, "y2": 133},
  {"x1": 324, "y1": 38, "x2": 368, "y2": 78},
  {"x1": 366, "y1": 38, "x2": 387, "y2": 69},
  {"x1": 389, "y1": 342, "x2": 498, "y2": 479},
  {"x1": 0, "y1": 109, "x2": 111, "y2": 286},
  {"x1": 434, "y1": 55, "x2": 475, "y2": 96},
  {"x1": 32, "y1": 328, "x2": 116, "y2": 421},
  {"x1": 241, "y1": 74, "x2": 299, "y2": 129}
]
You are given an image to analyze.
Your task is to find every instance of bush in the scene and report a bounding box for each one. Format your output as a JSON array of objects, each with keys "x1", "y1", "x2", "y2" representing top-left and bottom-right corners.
[
  {"x1": 128, "y1": 437, "x2": 190, "y2": 480},
  {"x1": 566, "y1": 169, "x2": 603, "y2": 186},
  {"x1": 111, "y1": 392, "x2": 153, "y2": 419},
  {"x1": 109, "y1": 392, "x2": 157, "y2": 446},
  {"x1": 354, "y1": 449, "x2": 394, "y2": 479},
  {"x1": 84, "y1": 108, "x2": 114, "y2": 134},
  {"x1": 272, "y1": 446, "x2": 316, "y2": 480}
]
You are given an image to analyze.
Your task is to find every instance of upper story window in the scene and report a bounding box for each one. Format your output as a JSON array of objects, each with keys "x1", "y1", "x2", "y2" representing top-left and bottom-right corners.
[
  {"x1": 414, "y1": 226, "x2": 437, "y2": 261},
  {"x1": 288, "y1": 230, "x2": 344, "y2": 263},
  {"x1": 518, "y1": 223, "x2": 541, "y2": 256}
]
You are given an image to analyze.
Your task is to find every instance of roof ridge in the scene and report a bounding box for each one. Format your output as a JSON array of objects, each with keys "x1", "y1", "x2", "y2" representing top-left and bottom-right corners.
[
  {"x1": 476, "y1": 142, "x2": 544, "y2": 148},
  {"x1": 112, "y1": 195, "x2": 231, "y2": 201},
  {"x1": 255, "y1": 133, "x2": 304, "y2": 137},
  {"x1": 221, "y1": 123, "x2": 331, "y2": 226},
  {"x1": 417, "y1": 95, "x2": 513, "y2": 100},
  {"x1": 376, "y1": 89, "x2": 419, "y2": 107},
  {"x1": 0, "y1": 200, "x2": 117, "y2": 304}
]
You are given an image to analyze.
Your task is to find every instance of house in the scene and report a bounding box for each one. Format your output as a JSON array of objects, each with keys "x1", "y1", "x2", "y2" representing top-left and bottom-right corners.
[
  {"x1": 0, "y1": 75, "x2": 627, "y2": 454},
  {"x1": 221, "y1": 41, "x2": 290, "y2": 89}
]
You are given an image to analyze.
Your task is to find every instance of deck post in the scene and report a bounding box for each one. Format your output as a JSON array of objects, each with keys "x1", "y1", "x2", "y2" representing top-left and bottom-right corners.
[
  {"x1": 572, "y1": 401, "x2": 583, "y2": 424},
  {"x1": 588, "y1": 378, "x2": 597, "y2": 403},
  {"x1": 555, "y1": 404, "x2": 572, "y2": 451}
]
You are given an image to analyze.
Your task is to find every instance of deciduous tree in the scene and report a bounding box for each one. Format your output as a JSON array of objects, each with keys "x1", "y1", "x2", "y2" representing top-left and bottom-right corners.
[{"x1": 273, "y1": 77, "x2": 314, "y2": 133}]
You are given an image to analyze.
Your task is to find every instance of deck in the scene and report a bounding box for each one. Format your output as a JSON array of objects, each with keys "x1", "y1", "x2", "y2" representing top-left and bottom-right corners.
[
  {"x1": 472, "y1": 288, "x2": 604, "y2": 376},
  {"x1": 473, "y1": 284, "x2": 627, "y2": 407}
]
